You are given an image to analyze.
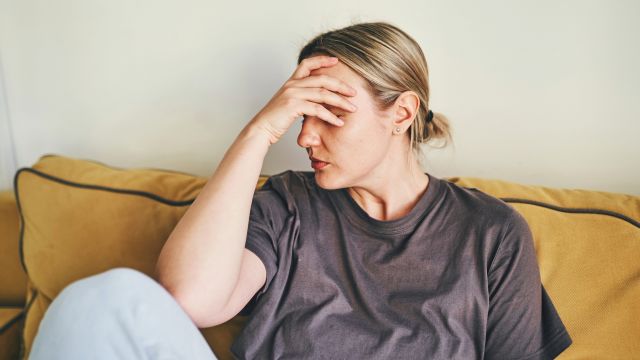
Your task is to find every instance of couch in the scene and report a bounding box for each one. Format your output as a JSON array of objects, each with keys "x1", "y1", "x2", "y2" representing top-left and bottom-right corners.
[{"x1": 0, "y1": 153, "x2": 638, "y2": 359}]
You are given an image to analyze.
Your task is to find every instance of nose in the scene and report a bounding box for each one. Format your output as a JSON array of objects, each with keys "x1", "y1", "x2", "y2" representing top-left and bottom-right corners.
[{"x1": 297, "y1": 116, "x2": 323, "y2": 149}]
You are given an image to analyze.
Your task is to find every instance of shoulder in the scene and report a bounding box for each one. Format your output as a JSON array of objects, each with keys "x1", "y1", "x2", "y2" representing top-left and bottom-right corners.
[
  {"x1": 254, "y1": 170, "x2": 316, "y2": 210},
  {"x1": 249, "y1": 171, "x2": 306, "y2": 234},
  {"x1": 438, "y1": 179, "x2": 535, "y2": 275},
  {"x1": 260, "y1": 170, "x2": 314, "y2": 194},
  {"x1": 438, "y1": 177, "x2": 519, "y2": 227}
]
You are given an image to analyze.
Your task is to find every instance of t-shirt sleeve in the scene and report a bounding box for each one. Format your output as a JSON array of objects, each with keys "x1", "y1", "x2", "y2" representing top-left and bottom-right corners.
[
  {"x1": 238, "y1": 177, "x2": 289, "y2": 316},
  {"x1": 484, "y1": 209, "x2": 573, "y2": 360}
]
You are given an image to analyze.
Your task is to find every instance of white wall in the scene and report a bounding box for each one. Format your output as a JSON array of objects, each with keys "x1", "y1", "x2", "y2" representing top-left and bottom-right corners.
[
  {"x1": 1, "y1": 0, "x2": 638, "y2": 195},
  {"x1": 0, "y1": 53, "x2": 16, "y2": 191}
]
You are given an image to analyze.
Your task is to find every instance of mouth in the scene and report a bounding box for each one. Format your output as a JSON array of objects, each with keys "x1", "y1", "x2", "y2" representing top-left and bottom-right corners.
[
  {"x1": 308, "y1": 152, "x2": 330, "y2": 169},
  {"x1": 310, "y1": 158, "x2": 329, "y2": 170},
  {"x1": 309, "y1": 156, "x2": 326, "y2": 162}
]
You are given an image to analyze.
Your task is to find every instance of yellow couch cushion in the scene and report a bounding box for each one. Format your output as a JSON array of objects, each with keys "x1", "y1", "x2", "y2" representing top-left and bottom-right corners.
[
  {"x1": 448, "y1": 176, "x2": 640, "y2": 359},
  {"x1": 15, "y1": 154, "x2": 266, "y2": 360}
]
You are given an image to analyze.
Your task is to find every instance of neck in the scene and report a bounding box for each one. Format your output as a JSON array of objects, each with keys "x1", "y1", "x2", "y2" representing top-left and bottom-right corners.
[{"x1": 347, "y1": 160, "x2": 429, "y2": 222}]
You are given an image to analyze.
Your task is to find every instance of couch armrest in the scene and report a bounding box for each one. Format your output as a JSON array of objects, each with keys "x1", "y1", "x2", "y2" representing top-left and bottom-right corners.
[
  {"x1": 0, "y1": 306, "x2": 24, "y2": 360},
  {"x1": 0, "y1": 190, "x2": 28, "y2": 305}
]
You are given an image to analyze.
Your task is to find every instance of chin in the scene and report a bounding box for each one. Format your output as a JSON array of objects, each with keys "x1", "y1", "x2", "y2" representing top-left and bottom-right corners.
[{"x1": 313, "y1": 169, "x2": 344, "y2": 190}]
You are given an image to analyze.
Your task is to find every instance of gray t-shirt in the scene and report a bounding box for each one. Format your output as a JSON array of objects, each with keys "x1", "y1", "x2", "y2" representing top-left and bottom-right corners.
[{"x1": 230, "y1": 170, "x2": 572, "y2": 359}]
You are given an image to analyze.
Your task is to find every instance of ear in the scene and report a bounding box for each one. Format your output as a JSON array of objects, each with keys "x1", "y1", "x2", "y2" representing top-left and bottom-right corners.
[{"x1": 391, "y1": 91, "x2": 420, "y2": 130}]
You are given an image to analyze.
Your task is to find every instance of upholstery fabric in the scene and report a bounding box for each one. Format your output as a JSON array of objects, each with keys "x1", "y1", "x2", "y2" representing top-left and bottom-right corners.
[
  {"x1": 0, "y1": 189, "x2": 27, "y2": 360},
  {"x1": 3, "y1": 153, "x2": 639, "y2": 359},
  {"x1": 0, "y1": 191, "x2": 27, "y2": 305},
  {"x1": 0, "y1": 307, "x2": 23, "y2": 360}
]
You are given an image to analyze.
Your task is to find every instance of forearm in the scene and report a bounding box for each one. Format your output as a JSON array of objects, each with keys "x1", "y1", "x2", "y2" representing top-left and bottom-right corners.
[{"x1": 155, "y1": 123, "x2": 271, "y2": 313}]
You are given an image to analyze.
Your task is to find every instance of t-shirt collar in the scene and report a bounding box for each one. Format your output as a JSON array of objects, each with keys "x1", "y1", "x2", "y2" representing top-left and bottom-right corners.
[{"x1": 333, "y1": 172, "x2": 443, "y2": 236}]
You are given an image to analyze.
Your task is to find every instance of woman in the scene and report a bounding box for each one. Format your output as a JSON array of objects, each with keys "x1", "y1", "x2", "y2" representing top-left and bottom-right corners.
[{"x1": 30, "y1": 21, "x2": 572, "y2": 359}]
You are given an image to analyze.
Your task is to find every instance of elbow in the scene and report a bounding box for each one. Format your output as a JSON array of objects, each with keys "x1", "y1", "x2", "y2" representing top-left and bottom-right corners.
[
  {"x1": 166, "y1": 290, "x2": 208, "y2": 328},
  {"x1": 153, "y1": 267, "x2": 204, "y2": 327},
  {"x1": 177, "y1": 297, "x2": 207, "y2": 328},
  {"x1": 166, "y1": 289, "x2": 227, "y2": 329},
  {"x1": 153, "y1": 260, "x2": 229, "y2": 328}
]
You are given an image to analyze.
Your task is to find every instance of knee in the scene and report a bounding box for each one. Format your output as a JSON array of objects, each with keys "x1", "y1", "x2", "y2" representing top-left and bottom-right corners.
[
  {"x1": 87, "y1": 267, "x2": 157, "y2": 290},
  {"x1": 56, "y1": 267, "x2": 159, "y2": 308}
]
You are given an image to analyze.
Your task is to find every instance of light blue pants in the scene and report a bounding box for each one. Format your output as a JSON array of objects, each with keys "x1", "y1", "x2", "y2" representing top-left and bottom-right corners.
[{"x1": 29, "y1": 267, "x2": 219, "y2": 360}]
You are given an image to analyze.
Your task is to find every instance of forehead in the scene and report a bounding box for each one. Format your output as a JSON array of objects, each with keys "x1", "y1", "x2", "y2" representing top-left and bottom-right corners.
[{"x1": 308, "y1": 60, "x2": 367, "y2": 91}]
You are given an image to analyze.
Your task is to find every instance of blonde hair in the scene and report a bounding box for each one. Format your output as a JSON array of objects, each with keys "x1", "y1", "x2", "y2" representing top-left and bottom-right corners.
[{"x1": 297, "y1": 21, "x2": 455, "y2": 171}]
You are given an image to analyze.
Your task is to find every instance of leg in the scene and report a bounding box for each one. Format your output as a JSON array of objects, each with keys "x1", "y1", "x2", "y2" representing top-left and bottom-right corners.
[{"x1": 29, "y1": 267, "x2": 218, "y2": 360}]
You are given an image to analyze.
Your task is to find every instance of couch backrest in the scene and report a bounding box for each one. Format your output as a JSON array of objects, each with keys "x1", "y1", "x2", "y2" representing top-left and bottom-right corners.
[{"x1": 13, "y1": 154, "x2": 640, "y2": 359}]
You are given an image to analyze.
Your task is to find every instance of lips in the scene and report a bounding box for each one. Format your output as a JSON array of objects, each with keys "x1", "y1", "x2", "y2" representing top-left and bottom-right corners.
[
  {"x1": 311, "y1": 160, "x2": 329, "y2": 170},
  {"x1": 309, "y1": 155, "x2": 329, "y2": 170}
]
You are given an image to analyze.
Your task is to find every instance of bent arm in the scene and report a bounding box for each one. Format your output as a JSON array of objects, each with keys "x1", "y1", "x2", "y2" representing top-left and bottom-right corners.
[{"x1": 155, "y1": 123, "x2": 271, "y2": 322}]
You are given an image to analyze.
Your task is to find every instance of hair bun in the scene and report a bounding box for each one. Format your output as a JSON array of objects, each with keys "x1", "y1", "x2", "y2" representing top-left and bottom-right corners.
[
  {"x1": 421, "y1": 110, "x2": 434, "y2": 140},
  {"x1": 426, "y1": 110, "x2": 434, "y2": 124}
]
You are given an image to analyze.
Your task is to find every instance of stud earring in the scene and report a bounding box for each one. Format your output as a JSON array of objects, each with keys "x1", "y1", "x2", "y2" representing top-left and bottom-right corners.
[{"x1": 395, "y1": 127, "x2": 401, "y2": 134}]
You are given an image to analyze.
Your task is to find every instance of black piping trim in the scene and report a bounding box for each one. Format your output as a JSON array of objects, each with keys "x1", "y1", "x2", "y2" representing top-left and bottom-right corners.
[
  {"x1": 15, "y1": 167, "x2": 197, "y2": 206},
  {"x1": 14, "y1": 168, "x2": 29, "y2": 279},
  {"x1": 500, "y1": 197, "x2": 640, "y2": 228}
]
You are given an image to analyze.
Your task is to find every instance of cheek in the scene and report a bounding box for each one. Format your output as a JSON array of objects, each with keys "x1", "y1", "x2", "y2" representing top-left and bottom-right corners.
[{"x1": 335, "y1": 125, "x2": 387, "y2": 166}]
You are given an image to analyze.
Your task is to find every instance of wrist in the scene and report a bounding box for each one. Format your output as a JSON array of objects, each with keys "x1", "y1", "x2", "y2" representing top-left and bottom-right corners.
[{"x1": 240, "y1": 123, "x2": 274, "y2": 147}]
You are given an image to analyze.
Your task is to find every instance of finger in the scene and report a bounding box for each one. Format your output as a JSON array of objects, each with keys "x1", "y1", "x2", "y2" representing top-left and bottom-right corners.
[
  {"x1": 293, "y1": 73, "x2": 358, "y2": 98},
  {"x1": 291, "y1": 55, "x2": 339, "y2": 80},
  {"x1": 293, "y1": 87, "x2": 357, "y2": 113},
  {"x1": 302, "y1": 101, "x2": 345, "y2": 127}
]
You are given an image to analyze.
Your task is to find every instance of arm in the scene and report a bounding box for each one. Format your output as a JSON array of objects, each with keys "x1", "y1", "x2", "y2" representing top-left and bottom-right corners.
[
  {"x1": 485, "y1": 210, "x2": 572, "y2": 359},
  {"x1": 155, "y1": 123, "x2": 271, "y2": 321},
  {"x1": 154, "y1": 54, "x2": 357, "y2": 325}
]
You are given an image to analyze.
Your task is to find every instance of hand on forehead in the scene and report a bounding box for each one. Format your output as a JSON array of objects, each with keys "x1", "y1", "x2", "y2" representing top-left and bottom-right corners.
[{"x1": 309, "y1": 61, "x2": 361, "y2": 92}]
